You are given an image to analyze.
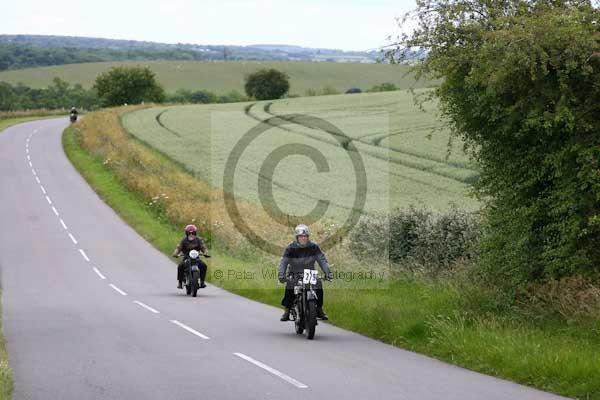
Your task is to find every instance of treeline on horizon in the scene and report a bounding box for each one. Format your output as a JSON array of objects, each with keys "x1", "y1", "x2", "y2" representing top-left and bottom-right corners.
[
  {"x1": 0, "y1": 77, "x2": 400, "y2": 112},
  {"x1": 0, "y1": 43, "x2": 210, "y2": 71}
]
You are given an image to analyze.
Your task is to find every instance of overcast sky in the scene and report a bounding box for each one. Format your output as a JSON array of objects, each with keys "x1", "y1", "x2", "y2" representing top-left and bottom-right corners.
[{"x1": 1, "y1": 0, "x2": 416, "y2": 51}]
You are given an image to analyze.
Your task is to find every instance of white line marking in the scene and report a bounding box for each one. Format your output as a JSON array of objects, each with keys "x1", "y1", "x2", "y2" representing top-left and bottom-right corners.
[
  {"x1": 68, "y1": 233, "x2": 78, "y2": 244},
  {"x1": 109, "y1": 284, "x2": 127, "y2": 296},
  {"x1": 35, "y1": 177, "x2": 40, "y2": 184},
  {"x1": 40, "y1": 186, "x2": 46, "y2": 195},
  {"x1": 26, "y1": 148, "x2": 29, "y2": 154},
  {"x1": 45, "y1": 196, "x2": 52, "y2": 205},
  {"x1": 32, "y1": 169, "x2": 37, "y2": 176},
  {"x1": 59, "y1": 219, "x2": 68, "y2": 230},
  {"x1": 79, "y1": 249, "x2": 90, "y2": 262},
  {"x1": 52, "y1": 206, "x2": 59, "y2": 216},
  {"x1": 169, "y1": 320, "x2": 210, "y2": 340},
  {"x1": 93, "y1": 267, "x2": 106, "y2": 280},
  {"x1": 33, "y1": 129, "x2": 37, "y2": 133},
  {"x1": 233, "y1": 352, "x2": 308, "y2": 389},
  {"x1": 27, "y1": 155, "x2": 30, "y2": 160},
  {"x1": 134, "y1": 301, "x2": 160, "y2": 314},
  {"x1": 28, "y1": 161, "x2": 32, "y2": 167}
]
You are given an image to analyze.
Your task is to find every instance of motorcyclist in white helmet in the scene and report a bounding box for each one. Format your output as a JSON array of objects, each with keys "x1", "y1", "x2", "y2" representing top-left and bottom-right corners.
[{"x1": 277, "y1": 224, "x2": 332, "y2": 321}]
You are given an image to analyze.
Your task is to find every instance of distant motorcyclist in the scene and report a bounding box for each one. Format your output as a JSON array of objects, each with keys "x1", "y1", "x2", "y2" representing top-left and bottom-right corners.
[
  {"x1": 69, "y1": 107, "x2": 78, "y2": 122},
  {"x1": 172, "y1": 224, "x2": 209, "y2": 289},
  {"x1": 278, "y1": 224, "x2": 332, "y2": 321}
]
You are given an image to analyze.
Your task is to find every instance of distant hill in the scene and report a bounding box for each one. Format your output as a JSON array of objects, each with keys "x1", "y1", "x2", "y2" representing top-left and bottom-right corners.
[{"x1": 0, "y1": 35, "x2": 383, "y2": 71}]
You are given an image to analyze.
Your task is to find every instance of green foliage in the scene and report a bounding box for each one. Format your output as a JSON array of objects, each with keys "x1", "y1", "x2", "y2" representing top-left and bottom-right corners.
[
  {"x1": 217, "y1": 90, "x2": 249, "y2": 103},
  {"x1": 0, "y1": 78, "x2": 99, "y2": 111},
  {"x1": 166, "y1": 89, "x2": 218, "y2": 104},
  {"x1": 305, "y1": 85, "x2": 343, "y2": 96},
  {"x1": 320, "y1": 85, "x2": 341, "y2": 95},
  {"x1": 368, "y1": 82, "x2": 398, "y2": 92},
  {"x1": 94, "y1": 66, "x2": 165, "y2": 107},
  {"x1": 392, "y1": 0, "x2": 600, "y2": 286},
  {"x1": 244, "y1": 68, "x2": 290, "y2": 100},
  {"x1": 351, "y1": 208, "x2": 480, "y2": 269}
]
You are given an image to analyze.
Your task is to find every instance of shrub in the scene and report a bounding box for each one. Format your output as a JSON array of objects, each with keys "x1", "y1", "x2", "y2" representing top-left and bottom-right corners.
[
  {"x1": 94, "y1": 66, "x2": 165, "y2": 106},
  {"x1": 244, "y1": 68, "x2": 290, "y2": 100},
  {"x1": 350, "y1": 207, "x2": 480, "y2": 270}
]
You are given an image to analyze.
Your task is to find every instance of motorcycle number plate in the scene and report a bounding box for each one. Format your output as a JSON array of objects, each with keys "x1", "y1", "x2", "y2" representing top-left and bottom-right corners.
[
  {"x1": 303, "y1": 269, "x2": 318, "y2": 284},
  {"x1": 191, "y1": 265, "x2": 199, "y2": 272}
]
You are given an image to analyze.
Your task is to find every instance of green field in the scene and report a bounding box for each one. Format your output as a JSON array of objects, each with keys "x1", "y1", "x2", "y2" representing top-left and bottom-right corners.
[
  {"x1": 0, "y1": 60, "x2": 432, "y2": 95},
  {"x1": 122, "y1": 90, "x2": 479, "y2": 229}
]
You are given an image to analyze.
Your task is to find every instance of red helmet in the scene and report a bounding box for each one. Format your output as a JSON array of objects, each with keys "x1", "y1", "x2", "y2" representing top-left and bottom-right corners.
[{"x1": 185, "y1": 224, "x2": 197, "y2": 234}]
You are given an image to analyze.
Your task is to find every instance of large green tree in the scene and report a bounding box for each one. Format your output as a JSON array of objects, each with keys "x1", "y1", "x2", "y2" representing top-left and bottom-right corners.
[
  {"x1": 390, "y1": 1, "x2": 600, "y2": 286},
  {"x1": 93, "y1": 66, "x2": 165, "y2": 107},
  {"x1": 244, "y1": 68, "x2": 290, "y2": 100}
]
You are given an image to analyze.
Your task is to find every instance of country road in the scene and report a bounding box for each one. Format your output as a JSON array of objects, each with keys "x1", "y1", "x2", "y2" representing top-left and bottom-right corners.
[{"x1": 0, "y1": 118, "x2": 569, "y2": 400}]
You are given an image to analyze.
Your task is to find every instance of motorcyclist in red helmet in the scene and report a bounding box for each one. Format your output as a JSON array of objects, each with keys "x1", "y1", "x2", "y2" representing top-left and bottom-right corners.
[{"x1": 172, "y1": 224, "x2": 209, "y2": 289}]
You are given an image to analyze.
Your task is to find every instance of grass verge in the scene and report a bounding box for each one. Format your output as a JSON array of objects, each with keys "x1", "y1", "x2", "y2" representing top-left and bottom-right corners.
[
  {"x1": 63, "y1": 109, "x2": 600, "y2": 399},
  {"x1": 0, "y1": 301, "x2": 12, "y2": 400}
]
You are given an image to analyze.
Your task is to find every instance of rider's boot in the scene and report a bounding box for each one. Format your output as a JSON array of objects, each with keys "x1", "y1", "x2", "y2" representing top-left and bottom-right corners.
[
  {"x1": 177, "y1": 281, "x2": 183, "y2": 289},
  {"x1": 316, "y1": 306, "x2": 328, "y2": 320},
  {"x1": 200, "y1": 281, "x2": 207, "y2": 288},
  {"x1": 280, "y1": 308, "x2": 290, "y2": 321}
]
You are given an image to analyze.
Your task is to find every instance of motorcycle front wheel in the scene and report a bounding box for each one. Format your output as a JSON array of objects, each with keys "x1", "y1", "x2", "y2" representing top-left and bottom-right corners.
[
  {"x1": 306, "y1": 300, "x2": 317, "y2": 340},
  {"x1": 294, "y1": 304, "x2": 304, "y2": 335}
]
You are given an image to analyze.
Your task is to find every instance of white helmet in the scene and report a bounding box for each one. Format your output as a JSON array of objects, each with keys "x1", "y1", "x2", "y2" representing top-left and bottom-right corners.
[
  {"x1": 294, "y1": 224, "x2": 309, "y2": 237},
  {"x1": 189, "y1": 250, "x2": 200, "y2": 259}
]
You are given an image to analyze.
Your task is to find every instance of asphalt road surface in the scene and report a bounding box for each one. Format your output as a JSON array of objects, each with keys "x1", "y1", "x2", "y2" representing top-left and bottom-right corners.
[{"x1": 0, "y1": 118, "x2": 569, "y2": 399}]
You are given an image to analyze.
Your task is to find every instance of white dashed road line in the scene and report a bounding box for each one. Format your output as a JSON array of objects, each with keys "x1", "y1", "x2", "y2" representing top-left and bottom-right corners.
[
  {"x1": 40, "y1": 186, "x2": 46, "y2": 195},
  {"x1": 52, "y1": 206, "x2": 59, "y2": 216},
  {"x1": 233, "y1": 352, "x2": 308, "y2": 389},
  {"x1": 93, "y1": 267, "x2": 106, "y2": 280},
  {"x1": 134, "y1": 301, "x2": 160, "y2": 314},
  {"x1": 59, "y1": 219, "x2": 68, "y2": 230},
  {"x1": 109, "y1": 284, "x2": 127, "y2": 296},
  {"x1": 169, "y1": 320, "x2": 210, "y2": 340},
  {"x1": 45, "y1": 196, "x2": 52, "y2": 205},
  {"x1": 68, "y1": 233, "x2": 78, "y2": 245},
  {"x1": 79, "y1": 249, "x2": 90, "y2": 262}
]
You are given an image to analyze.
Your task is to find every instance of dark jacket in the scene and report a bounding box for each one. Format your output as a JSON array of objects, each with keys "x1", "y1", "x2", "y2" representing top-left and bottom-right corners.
[
  {"x1": 176, "y1": 236, "x2": 208, "y2": 259},
  {"x1": 277, "y1": 240, "x2": 332, "y2": 282}
]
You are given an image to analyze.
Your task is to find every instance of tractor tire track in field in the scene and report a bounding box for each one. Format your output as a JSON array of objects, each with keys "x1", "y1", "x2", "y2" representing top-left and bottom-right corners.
[
  {"x1": 243, "y1": 103, "x2": 469, "y2": 196},
  {"x1": 155, "y1": 109, "x2": 183, "y2": 138},
  {"x1": 245, "y1": 103, "x2": 478, "y2": 185},
  {"x1": 263, "y1": 102, "x2": 477, "y2": 174}
]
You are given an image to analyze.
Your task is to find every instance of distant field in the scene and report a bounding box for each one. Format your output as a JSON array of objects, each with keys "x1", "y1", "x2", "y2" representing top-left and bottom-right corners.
[
  {"x1": 0, "y1": 60, "x2": 432, "y2": 95},
  {"x1": 122, "y1": 90, "x2": 479, "y2": 224}
]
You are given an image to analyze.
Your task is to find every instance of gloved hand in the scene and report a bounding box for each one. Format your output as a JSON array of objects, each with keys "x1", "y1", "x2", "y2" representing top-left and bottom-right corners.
[{"x1": 278, "y1": 276, "x2": 286, "y2": 284}]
